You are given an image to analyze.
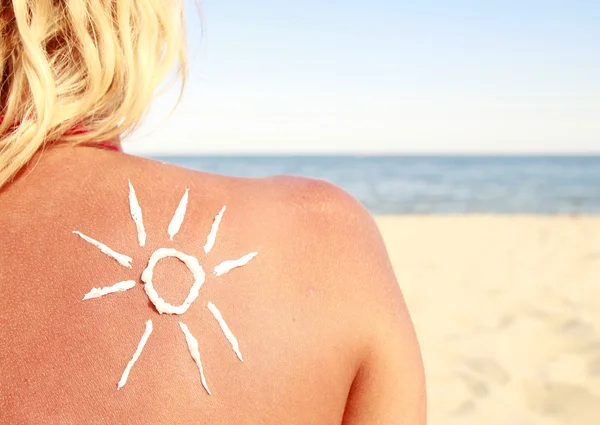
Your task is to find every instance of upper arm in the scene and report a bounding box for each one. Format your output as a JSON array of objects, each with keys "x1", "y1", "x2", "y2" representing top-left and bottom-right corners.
[
  {"x1": 279, "y1": 177, "x2": 426, "y2": 424},
  {"x1": 342, "y1": 294, "x2": 426, "y2": 424},
  {"x1": 337, "y1": 197, "x2": 426, "y2": 424}
]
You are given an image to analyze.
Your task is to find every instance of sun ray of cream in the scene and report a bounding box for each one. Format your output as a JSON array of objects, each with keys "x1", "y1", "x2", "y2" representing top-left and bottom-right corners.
[
  {"x1": 204, "y1": 206, "x2": 226, "y2": 254},
  {"x1": 214, "y1": 252, "x2": 258, "y2": 277},
  {"x1": 179, "y1": 322, "x2": 211, "y2": 395},
  {"x1": 168, "y1": 188, "x2": 189, "y2": 240},
  {"x1": 72, "y1": 231, "x2": 133, "y2": 268},
  {"x1": 118, "y1": 320, "x2": 153, "y2": 390},
  {"x1": 128, "y1": 180, "x2": 147, "y2": 247},
  {"x1": 207, "y1": 302, "x2": 244, "y2": 362},
  {"x1": 83, "y1": 280, "x2": 136, "y2": 300}
]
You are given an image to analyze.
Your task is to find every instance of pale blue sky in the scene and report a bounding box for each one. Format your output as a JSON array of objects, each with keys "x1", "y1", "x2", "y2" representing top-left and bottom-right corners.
[{"x1": 126, "y1": 0, "x2": 600, "y2": 155}]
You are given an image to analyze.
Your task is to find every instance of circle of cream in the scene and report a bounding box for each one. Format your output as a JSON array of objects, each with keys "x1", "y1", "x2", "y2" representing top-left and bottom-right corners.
[{"x1": 141, "y1": 248, "x2": 206, "y2": 315}]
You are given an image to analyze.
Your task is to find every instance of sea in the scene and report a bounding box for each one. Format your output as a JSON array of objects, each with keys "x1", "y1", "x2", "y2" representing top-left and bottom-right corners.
[{"x1": 152, "y1": 155, "x2": 600, "y2": 215}]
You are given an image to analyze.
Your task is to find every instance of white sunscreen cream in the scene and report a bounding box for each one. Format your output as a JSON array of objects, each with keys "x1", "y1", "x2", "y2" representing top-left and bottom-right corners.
[
  {"x1": 214, "y1": 252, "x2": 258, "y2": 277},
  {"x1": 141, "y1": 248, "x2": 205, "y2": 315},
  {"x1": 168, "y1": 189, "x2": 189, "y2": 240},
  {"x1": 83, "y1": 280, "x2": 136, "y2": 300},
  {"x1": 128, "y1": 180, "x2": 147, "y2": 247},
  {"x1": 118, "y1": 320, "x2": 153, "y2": 390},
  {"x1": 76, "y1": 180, "x2": 258, "y2": 393},
  {"x1": 207, "y1": 302, "x2": 244, "y2": 362},
  {"x1": 179, "y1": 322, "x2": 211, "y2": 395},
  {"x1": 204, "y1": 206, "x2": 226, "y2": 254},
  {"x1": 72, "y1": 231, "x2": 133, "y2": 268}
]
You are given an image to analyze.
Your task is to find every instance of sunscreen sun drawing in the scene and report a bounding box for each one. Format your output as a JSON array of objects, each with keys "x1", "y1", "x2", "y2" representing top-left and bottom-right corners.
[{"x1": 73, "y1": 181, "x2": 257, "y2": 394}]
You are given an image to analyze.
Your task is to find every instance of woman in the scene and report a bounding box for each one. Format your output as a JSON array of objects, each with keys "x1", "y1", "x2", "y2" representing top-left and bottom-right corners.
[{"x1": 0, "y1": 1, "x2": 425, "y2": 423}]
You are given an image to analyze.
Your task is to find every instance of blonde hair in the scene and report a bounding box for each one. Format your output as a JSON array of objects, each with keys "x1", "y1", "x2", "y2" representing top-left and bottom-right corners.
[{"x1": 0, "y1": 0, "x2": 188, "y2": 187}]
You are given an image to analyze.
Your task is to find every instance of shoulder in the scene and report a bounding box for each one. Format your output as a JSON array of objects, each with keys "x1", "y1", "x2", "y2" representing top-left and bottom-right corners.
[
  {"x1": 257, "y1": 175, "x2": 395, "y2": 291},
  {"x1": 241, "y1": 174, "x2": 419, "y2": 351},
  {"x1": 130, "y1": 156, "x2": 417, "y2": 338},
  {"x1": 255, "y1": 174, "x2": 376, "y2": 239},
  {"x1": 261, "y1": 175, "x2": 426, "y2": 423}
]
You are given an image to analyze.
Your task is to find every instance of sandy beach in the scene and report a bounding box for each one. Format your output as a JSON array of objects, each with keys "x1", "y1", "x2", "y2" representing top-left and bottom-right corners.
[{"x1": 375, "y1": 215, "x2": 600, "y2": 425}]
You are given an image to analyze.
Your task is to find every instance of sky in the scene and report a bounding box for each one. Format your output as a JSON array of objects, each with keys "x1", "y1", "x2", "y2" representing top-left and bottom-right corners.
[{"x1": 125, "y1": 0, "x2": 600, "y2": 155}]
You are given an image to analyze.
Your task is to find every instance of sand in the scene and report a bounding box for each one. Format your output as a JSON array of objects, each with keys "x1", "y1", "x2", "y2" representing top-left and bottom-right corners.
[{"x1": 375, "y1": 215, "x2": 600, "y2": 425}]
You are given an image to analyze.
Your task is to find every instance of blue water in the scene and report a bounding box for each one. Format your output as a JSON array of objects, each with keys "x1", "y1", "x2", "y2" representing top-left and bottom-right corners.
[{"x1": 152, "y1": 155, "x2": 600, "y2": 215}]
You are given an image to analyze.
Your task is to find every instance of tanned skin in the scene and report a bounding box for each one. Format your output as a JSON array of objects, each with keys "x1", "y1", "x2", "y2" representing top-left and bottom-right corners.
[{"x1": 0, "y1": 146, "x2": 425, "y2": 424}]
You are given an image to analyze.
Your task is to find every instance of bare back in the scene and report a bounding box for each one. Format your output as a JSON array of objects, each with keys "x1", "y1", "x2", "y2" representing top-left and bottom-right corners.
[{"x1": 0, "y1": 146, "x2": 425, "y2": 424}]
